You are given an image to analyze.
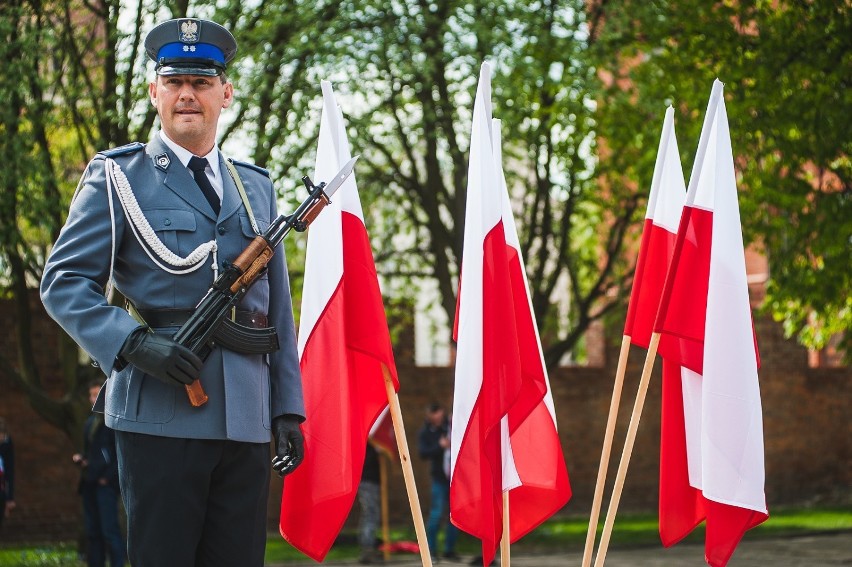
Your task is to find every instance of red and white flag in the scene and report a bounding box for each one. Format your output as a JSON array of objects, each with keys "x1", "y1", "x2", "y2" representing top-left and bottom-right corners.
[
  {"x1": 369, "y1": 406, "x2": 397, "y2": 460},
  {"x1": 279, "y1": 81, "x2": 399, "y2": 561},
  {"x1": 623, "y1": 106, "x2": 686, "y2": 349},
  {"x1": 450, "y1": 62, "x2": 571, "y2": 567},
  {"x1": 655, "y1": 79, "x2": 768, "y2": 567}
]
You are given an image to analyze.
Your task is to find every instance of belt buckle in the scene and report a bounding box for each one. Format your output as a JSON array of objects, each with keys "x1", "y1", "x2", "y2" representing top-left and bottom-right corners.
[{"x1": 229, "y1": 306, "x2": 237, "y2": 322}]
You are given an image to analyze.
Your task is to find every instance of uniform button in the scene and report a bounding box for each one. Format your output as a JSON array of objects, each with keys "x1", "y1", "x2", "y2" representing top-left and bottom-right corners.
[
  {"x1": 164, "y1": 219, "x2": 171, "y2": 226},
  {"x1": 218, "y1": 225, "x2": 226, "y2": 234}
]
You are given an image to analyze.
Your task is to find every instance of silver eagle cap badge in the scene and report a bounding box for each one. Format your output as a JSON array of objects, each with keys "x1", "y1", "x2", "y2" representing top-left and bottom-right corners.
[{"x1": 178, "y1": 20, "x2": 199, "y2": 43}]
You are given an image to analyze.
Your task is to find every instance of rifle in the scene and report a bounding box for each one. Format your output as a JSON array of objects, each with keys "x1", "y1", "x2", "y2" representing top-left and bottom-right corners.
[{"x1": 174, "y1": 156, "x2": 358, "y2": 407}]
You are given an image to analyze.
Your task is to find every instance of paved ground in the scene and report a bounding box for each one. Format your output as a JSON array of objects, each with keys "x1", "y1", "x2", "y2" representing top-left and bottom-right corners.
[{"x1": 269, "y1": 530, "x2": 852, "y2": 566}]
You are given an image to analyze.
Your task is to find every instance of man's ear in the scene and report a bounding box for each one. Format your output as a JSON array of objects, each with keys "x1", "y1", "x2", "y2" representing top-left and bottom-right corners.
[
  {"x1": 149, "y1": 81, "x2": 157, "y2": 105},
  {"x1": 222, "y1": 82, "x2": 234, "y2": 109}
]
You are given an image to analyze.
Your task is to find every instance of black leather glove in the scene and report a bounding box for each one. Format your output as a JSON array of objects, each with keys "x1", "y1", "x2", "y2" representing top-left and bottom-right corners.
[
  {"x1": 271, "y1": 414, "x2": 304, "y2": 477},
  {"x1": 118, "y1": 328, "x2": 202, "y2": 386}
]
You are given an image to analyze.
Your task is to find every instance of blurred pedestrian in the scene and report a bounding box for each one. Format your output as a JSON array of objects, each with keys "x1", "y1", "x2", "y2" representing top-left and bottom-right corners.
[
  {"x1": 418, "y1": 402, "x2": 460, "y2": 562},
  {"x1": 0, "y1": 417, "x2": 15, "y2": 529},
  {"x1": 357, "y1": 442, "x2": 383, "y2": 564},
  {"x1": 73, "y1": 382, "x2": 125, "y2": 567}
]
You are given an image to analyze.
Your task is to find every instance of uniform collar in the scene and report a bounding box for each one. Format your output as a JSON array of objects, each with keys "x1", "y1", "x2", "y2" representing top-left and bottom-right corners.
[{"x1": 158, "y1": 130, "x2": 221, "y2": 181}]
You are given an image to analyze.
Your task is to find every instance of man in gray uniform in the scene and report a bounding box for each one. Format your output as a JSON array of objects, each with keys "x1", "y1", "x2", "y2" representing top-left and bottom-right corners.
[{"x1": 41, "y1": 18, "x2": 304, "y2": 566}]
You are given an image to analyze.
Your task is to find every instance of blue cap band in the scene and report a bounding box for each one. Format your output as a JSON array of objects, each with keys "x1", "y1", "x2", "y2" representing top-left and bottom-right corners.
[{"x1": 157, "y1": 42, "x2": 225, "y2": 63}]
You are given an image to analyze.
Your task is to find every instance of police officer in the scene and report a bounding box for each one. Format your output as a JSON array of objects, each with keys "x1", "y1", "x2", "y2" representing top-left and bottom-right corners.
[{"x1": 41, "y1": 18, "x2": 305, "y2": 566}]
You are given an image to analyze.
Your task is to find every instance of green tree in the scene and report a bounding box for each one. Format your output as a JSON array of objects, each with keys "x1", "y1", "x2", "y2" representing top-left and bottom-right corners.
[
  {"x1": 302, "y1": 0, "x2": 637, "y2": 367},
  {"x1": 0, "y1": 0, "x2": 97, "y2": 444},
  {"x1": 9, "y1": 0, "x2": 846, "y2": 450},
  {"x1": 594, "y1": 0, "x2": 851, "y2": 356}
]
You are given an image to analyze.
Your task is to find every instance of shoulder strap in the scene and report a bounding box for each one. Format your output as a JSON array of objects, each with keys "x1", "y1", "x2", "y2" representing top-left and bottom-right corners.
[
  {"x1": 224, "y1": 158, "x2": 261, "y2": 235},
  {"x1": 229, "y1": 158, "x2": 270, "y2": 177},
  {"x1": 98, "y1": 142, "x2": 145, "y2": 158}
]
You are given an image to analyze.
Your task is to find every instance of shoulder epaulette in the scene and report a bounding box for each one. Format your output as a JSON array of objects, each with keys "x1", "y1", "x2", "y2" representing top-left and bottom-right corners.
[
  {"x1": 98, "y1": 142, "x2": 145, "y2": 158},
  {"x1": 228, "y1": 157, "x2": 270, "y2": 178}
]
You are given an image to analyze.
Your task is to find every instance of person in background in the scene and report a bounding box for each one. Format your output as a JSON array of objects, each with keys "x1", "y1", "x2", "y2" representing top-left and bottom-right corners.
[
  {"x1": 0, "y1": 417, "x2": 15, "y2": 529},
  {"x1": 357, "y1": 442, "x2": 383, "y2": 564},
  {"x1": 72, "y1": 381, "x2": 125, "y2": 567},
  {"x1": 418, "y1": 402, "x2": 460, "y2": 562}
]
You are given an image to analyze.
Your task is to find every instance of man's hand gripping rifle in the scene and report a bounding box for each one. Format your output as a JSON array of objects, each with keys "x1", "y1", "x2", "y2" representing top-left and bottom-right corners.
[{"x1": 175, "y1": 157, "x2": 358, "y2": 407}]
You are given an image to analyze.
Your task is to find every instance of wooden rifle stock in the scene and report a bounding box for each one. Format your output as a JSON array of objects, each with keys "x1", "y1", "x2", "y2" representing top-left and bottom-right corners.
[
  {"x1": 230, "y1": 238, "x2": 275, "y2": 294},
  {"x1": 186, "y1": 381, "x2": 209, "y2": 407}
]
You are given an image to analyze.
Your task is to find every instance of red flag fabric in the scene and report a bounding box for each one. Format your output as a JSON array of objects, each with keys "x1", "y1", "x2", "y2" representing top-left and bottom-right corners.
[
  {"x1": 279, "y1": 81, "x2": 399, "y2": 562},
  {"x1": 496, "y1": 125, "x2": 571, "y2": 545},
  {"x1": 659, "y1": 358, "x2": 705, "y2": 545},
  {"x1": 623, "y1": 107, "x2": 686, "y2": 349},
  {"x1": 451, "y1": 63, "x2": 571, "y2": 567},
  {"x1": 369, "y1": 407, "x2": 397, "y2": 460},
  {"x1": 655, "y1": 80, "x2": 768, "y2": 566}
]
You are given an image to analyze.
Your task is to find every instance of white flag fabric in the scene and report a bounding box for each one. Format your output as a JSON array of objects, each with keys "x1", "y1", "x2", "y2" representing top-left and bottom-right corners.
[
  {"x1": 655, "y1": 79, "x2": 768, "y2": 566},
  {"x1": 623, "y1": 105, "x2": 686, "y2": 348},
  {"x1": 280, "y1": 81, "x2": 398, "y2": 561},
  {"x1": 450, "y1": 62, "x2": 570, "y2": 567}
]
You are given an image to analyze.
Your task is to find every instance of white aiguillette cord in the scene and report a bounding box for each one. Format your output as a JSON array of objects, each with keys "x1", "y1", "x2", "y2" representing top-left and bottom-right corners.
[{"x1": 104, "y1": 157, "x2": 219, "y2": 285}]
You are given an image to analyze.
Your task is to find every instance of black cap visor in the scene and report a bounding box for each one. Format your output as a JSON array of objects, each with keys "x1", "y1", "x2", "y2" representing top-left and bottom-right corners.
[{"x1": 156, "y1": 57, "x2": 224, "y2": 77}]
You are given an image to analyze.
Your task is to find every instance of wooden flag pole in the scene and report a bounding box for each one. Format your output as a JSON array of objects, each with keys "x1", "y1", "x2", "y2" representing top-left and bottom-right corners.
[
  {"x1": 382, "y1": 366, "x2": 433, "y2": 567},
  {"x1": 582, "y1": 335, "x2": 632, "y2": 567},
  {"x1": 593, "y1": 333, "x2": 660, "y2": 567},
  {"x1": 379, "y1": 454, "x2": 391, "y2": 561},
  {"x1": 500, "y1": 491, "x2": 511, "y2": 566}
]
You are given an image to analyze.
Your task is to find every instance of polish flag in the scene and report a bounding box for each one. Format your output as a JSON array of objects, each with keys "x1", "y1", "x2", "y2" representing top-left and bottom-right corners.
[
  {"x1": 369, "y1": 406, "x2": 397, "y2": 460},
  {"x1": 451, "y1": 62, "x2": 571, "y2": 567},
  {"x1": 279, "y1": 81, "x2": 399, "y2": 561},
  {"x1": 623, "y1": 106, "x2": 686, "y2": 349},
  {"x1": 655, "y1": 80, "x2": 768, "y2": 567}
]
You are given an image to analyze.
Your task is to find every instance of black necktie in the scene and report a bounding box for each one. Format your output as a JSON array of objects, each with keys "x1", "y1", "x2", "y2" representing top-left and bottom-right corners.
[{"x1": 188, "y1": 156, "x2": 221, "y2": 215}]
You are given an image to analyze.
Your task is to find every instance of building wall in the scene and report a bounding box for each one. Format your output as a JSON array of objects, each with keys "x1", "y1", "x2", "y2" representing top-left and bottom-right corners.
[
  {"x1": 0, "y1": 295, "x2": 81, "y2": 542},
  {"x1": 369, "y1": 315, "x2": 851, "y2": 529},
  {"x1": 0, "y1": 298, "x2": 849, "y2": 543}
]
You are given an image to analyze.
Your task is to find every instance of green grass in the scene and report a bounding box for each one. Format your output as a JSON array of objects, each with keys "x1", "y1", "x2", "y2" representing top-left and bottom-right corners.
[
  {"x1": 0, "y1": 544, "x2": 80, "y2": 567},
  {"x1": 504, "y1": 506, "x2": 852, "y2": 552},
  {"x1": 2, "y1": 507, "x2": 850, "y2": 566},
  {"x1": 265, "y1": 506, "x2": 852, "y2": 562}
]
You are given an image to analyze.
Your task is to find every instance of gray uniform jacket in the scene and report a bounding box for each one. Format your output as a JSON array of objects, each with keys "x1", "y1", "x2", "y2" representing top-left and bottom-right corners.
[{"x1": 40, "y1": 135, "x2": 304, "y2": 443}]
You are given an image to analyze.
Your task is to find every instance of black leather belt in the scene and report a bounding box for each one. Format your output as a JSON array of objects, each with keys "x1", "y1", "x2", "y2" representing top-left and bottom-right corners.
[
  {"x1": 134, "y1": 307, "x2": 279, "y2": 355},
  {"x1": 137, "y1": 308, "x2": 268, "y2": 329}
]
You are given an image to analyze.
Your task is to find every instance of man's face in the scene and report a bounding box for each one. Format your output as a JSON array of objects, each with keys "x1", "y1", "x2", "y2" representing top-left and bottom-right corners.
[
  {"x1": 427, "y1": 408, "x2": 445, "y2": 426},
  {"x1": 149, "y1": 74, "x2": 233, "y2": 153},
  {"x1": 88, "y1": 386, "x2": 100, "y2": 406}
]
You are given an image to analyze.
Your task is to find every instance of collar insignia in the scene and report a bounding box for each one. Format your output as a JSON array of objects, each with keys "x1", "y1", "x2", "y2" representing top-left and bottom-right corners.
[{"x1": 155, "y1": 153, "x2": 171, "y2": 170}]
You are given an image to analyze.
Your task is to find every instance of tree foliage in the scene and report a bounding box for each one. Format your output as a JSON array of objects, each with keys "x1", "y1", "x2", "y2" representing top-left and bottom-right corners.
[
  {"x1": 0, "y1": 0, "x2": 97, "y2": 443},
  {"x1": 593, "y1": 0, "x2": 851, "y2": 356},
  {"x1": 2, "y1": 0, "x2": 848, "y2": 443},
  {"x1": 302, "y1": 0, "x2": 636, "y2": 366}
]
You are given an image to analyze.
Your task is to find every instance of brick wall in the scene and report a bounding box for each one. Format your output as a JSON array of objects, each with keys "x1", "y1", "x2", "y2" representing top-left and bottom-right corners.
[
  {"x1": 1, "y1": 297, "x2": 849, "y2": 543},
  {"x1": 0, "y1": 295, "x2": 81, "y2": 542}
]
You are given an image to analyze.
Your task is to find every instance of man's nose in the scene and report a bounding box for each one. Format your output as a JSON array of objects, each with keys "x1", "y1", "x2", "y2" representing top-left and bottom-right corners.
[{"x1": 178, "y1": 82, "x2": 196, "y2": 100}]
